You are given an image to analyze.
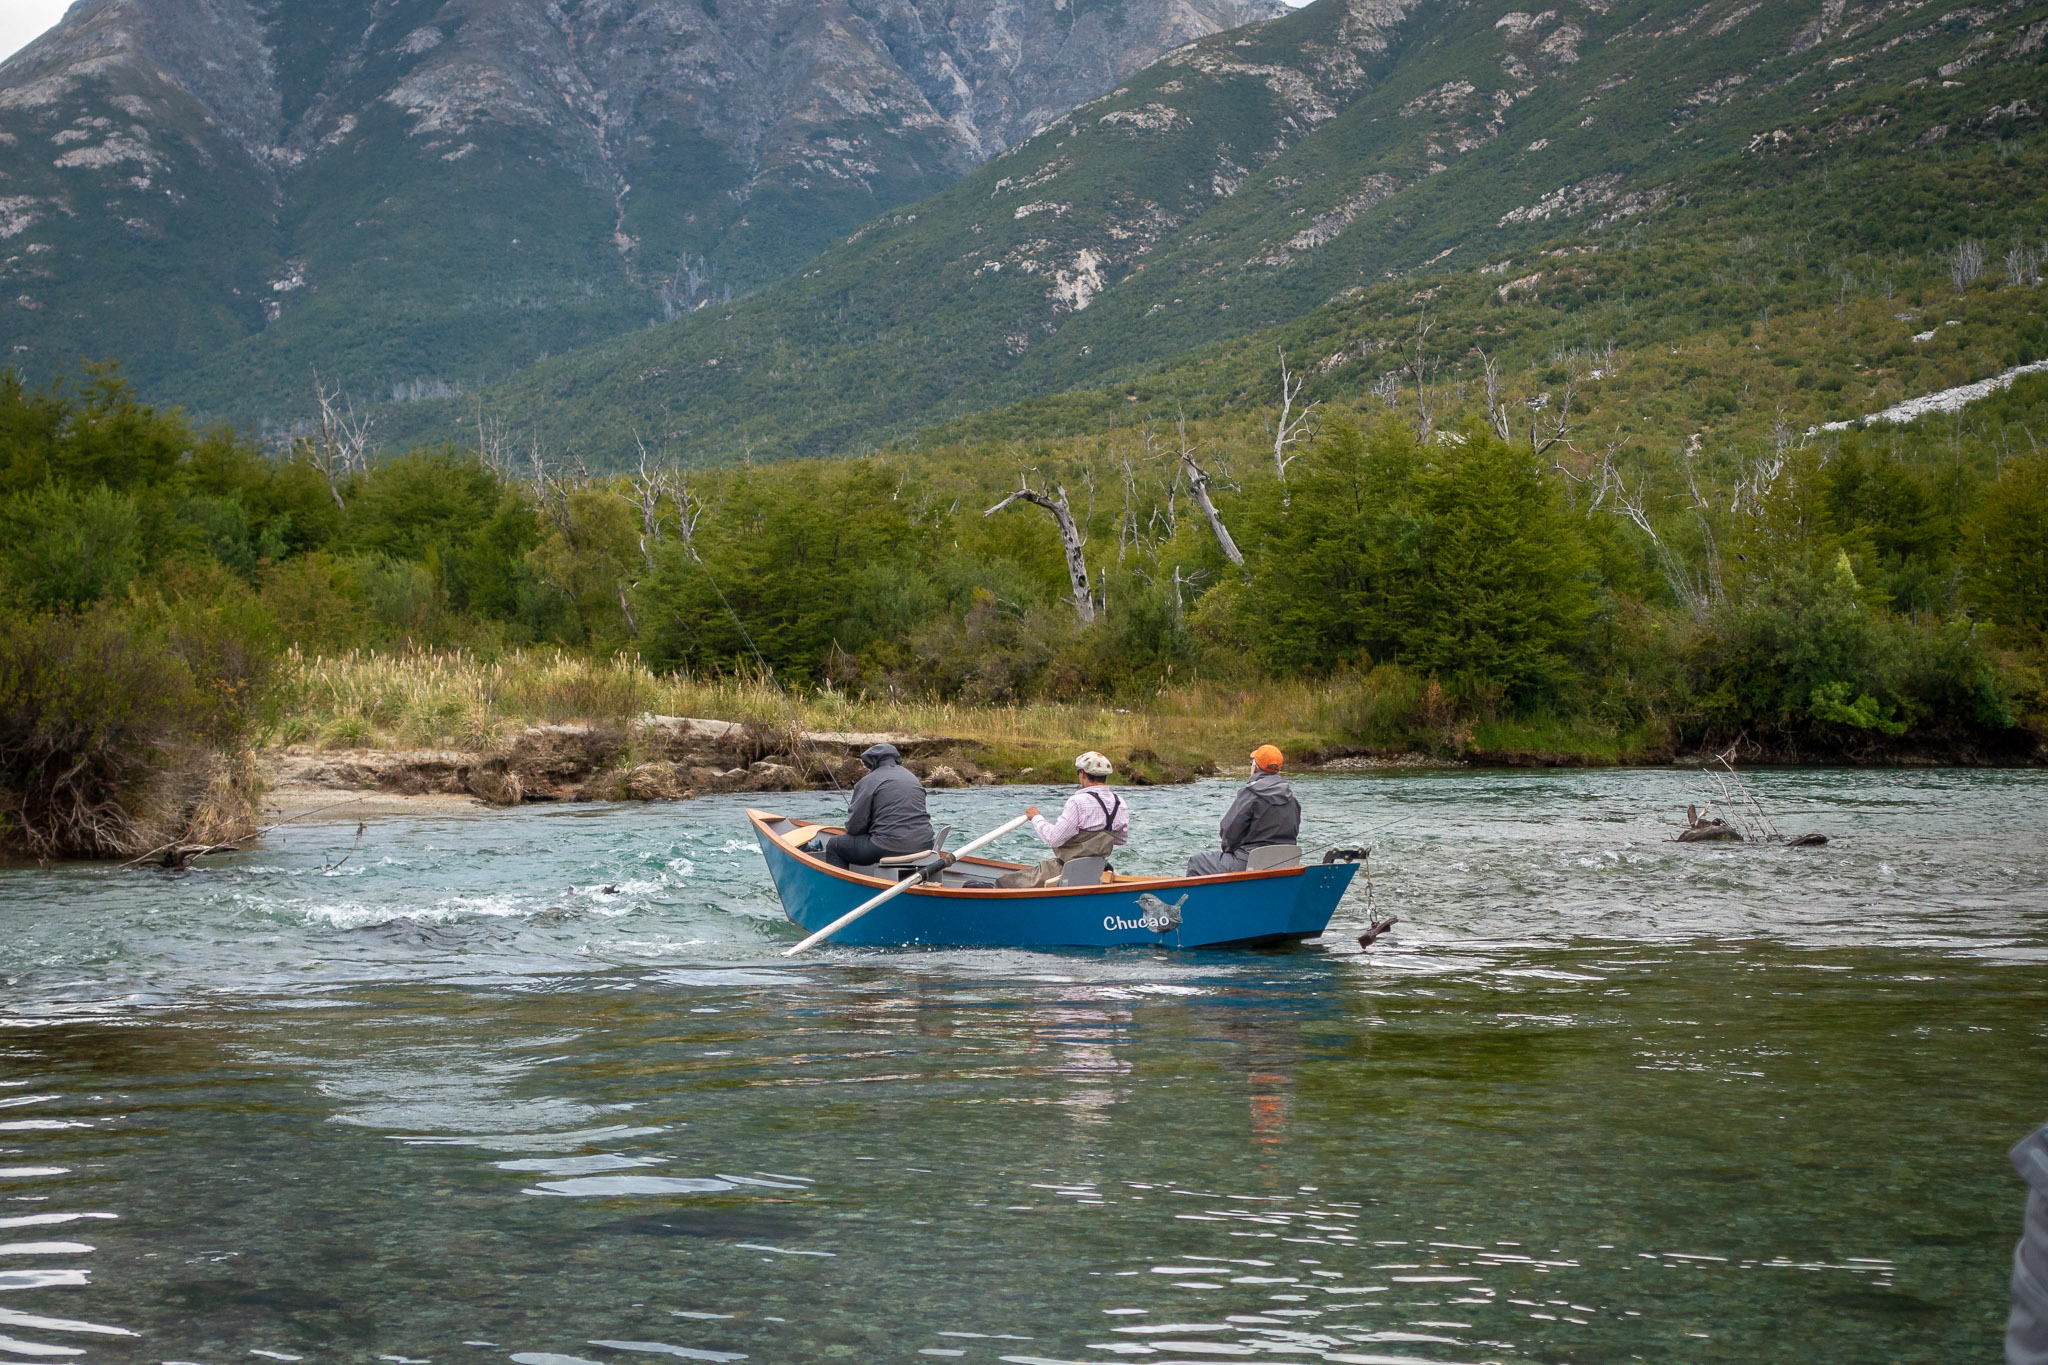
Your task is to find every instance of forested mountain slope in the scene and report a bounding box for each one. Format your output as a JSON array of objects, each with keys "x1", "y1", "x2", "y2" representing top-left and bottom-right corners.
[
  {"x1": 434, "y1": 0, "x2": 2048, "y2": 464},
  {"x1": 0, "y1": 0, "x2": 1274, "y2": 426}
]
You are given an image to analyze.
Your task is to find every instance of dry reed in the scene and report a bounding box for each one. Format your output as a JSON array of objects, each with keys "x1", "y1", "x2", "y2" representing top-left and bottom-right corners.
[{"x1": 272, "y1": 648, "x2": 1385, "y2": 764}]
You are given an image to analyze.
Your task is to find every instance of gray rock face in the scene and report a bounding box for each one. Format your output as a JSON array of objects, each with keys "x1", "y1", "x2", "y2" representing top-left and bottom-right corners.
[{"x1": 0, "y1": 0, "x2": 1281, "y2": 421}]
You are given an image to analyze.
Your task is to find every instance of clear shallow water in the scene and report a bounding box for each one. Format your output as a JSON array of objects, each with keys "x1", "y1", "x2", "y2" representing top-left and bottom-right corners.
[{"x1": 0, "y1": 769, "x2": 2043, "y2": 1364}]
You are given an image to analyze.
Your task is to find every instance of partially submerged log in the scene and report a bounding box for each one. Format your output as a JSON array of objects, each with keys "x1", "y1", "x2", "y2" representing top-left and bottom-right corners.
[
  {"x1": 1357, "y1": 916, "x2": 1398, "y2": 949},
  {"x1": 153, "y1": 841, "x2": 247, "y2": 870},
  {"x1": 1677, "y1": 803, "x2": 1743, "y2": 842}
]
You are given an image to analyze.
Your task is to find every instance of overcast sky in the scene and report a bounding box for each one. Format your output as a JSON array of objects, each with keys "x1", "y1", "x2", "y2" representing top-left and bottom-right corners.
[{"x1": 2, "y1": 0, "x2": 72, "y2": 64}]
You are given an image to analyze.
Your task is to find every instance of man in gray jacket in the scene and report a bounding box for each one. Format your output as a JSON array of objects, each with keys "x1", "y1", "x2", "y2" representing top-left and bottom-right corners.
[
  {"x1": 2013, "y1": 1120, "x2": 2048, "y2": 1364},
  {"x1": 1186, "y1": 744, "x2": 1302, "y2": 876},
  {"x1": 822, "y1": 743, "x2": 936, "y2": 870}
]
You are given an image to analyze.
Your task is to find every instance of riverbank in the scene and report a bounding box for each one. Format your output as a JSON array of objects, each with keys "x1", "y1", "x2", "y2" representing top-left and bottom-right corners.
[{"x1": 254, "y1": 649, "x2": 2044, "y2": 815}]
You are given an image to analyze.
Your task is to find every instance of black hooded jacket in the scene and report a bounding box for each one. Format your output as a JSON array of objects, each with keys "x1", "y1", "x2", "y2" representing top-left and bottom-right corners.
[{"x1": 844, "y1": 757, "x2": 934, "y2": 853}]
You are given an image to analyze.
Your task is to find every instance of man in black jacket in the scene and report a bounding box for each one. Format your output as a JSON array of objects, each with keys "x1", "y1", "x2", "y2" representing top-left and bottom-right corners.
[
  {"x1": 822, "y1": 743, "x2": 936, "y2": 870},
  {"x1": 1186, "y1": 744, "x2": 1301, "y2": 876}
]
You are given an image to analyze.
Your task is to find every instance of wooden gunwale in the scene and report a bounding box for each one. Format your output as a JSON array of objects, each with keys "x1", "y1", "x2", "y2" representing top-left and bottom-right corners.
[{"x1": 746, "y1": 808, "x2": 1307, "y2": 898}]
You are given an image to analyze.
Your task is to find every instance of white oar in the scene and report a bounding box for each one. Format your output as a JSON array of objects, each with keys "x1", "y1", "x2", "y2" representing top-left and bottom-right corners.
[{"x1": 782, "y1": 812, "x2": 1033, "y2": 956}]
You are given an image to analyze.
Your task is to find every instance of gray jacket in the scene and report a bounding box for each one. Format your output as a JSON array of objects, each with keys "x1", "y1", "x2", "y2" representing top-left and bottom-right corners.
[
  {"x1": 2013, "y1": 1123, "x2": 2048, "y2": 1364},
  {"x1": 1219, "y1": 771, "x2": 1301, "y2": 854},
  {"x1": 844, "y1": 760, "x2": 934, "y2": 854}
]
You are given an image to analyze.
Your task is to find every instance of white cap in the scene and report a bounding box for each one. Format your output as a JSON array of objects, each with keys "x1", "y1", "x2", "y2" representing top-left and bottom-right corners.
[{"x1": 1074, "y1": 750, "x2": 1114, "y2": 778}]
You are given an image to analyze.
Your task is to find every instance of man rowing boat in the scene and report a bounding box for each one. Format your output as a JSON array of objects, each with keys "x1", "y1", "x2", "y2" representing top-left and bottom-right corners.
[{"x1": 994, "y1": 750, "x2": 1129, "y2": 888}]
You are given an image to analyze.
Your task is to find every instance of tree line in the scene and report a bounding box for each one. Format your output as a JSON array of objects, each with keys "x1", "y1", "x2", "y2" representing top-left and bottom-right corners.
[{"x1": 2, "y1": 360, "x2": 2045, "y2": 852}]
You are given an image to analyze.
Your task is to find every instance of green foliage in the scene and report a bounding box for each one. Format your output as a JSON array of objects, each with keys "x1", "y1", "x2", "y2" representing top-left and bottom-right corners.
[
  {"x1": 5, "y1": 333, "x2": 2045, "y2": 773},
  {"x1": 1965, "y1": 453, "x2": 2048, "y2": 647},
  {"x1": 1808, "y1": 681, "x2": 1909, "y2": 737},
  {"x1": 260, "y1": 553, "x2": 373, "y2": 655},
  {"x1": 1244, "y1": 418, "x2": 1593, "y2": 705},
  {"x1": 0, "y1": 592, "x2": 275, "y2": 858},
  {"x1": 0, "y1": 605, "x2": 203, "y2": 856},
  {"x1": 636, "y1": 460, "x2": 929, "y2": 679},
  {"x1": 0, "y1": 485, "x2": 145, "y2": 610}
]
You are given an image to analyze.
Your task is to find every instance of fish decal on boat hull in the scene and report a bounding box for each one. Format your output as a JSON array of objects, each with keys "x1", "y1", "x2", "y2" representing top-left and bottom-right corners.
[{"x1": 1105, "y1": 892, "x2": 1187, "y2": 933}]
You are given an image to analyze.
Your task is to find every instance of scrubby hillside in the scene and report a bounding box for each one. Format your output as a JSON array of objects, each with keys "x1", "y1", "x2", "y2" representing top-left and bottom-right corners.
[{"x1": 429, "y1": 0, "x2": 2048, "y2": 465}]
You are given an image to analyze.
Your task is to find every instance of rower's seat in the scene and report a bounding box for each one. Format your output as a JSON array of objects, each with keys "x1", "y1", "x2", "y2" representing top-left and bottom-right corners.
[
  {"x1": 1059, "y1": 856, "x2": 1108, "y2": 887},
  {"x1": 1246, "y1": 843, "x2": 1303, "y2": 871}
]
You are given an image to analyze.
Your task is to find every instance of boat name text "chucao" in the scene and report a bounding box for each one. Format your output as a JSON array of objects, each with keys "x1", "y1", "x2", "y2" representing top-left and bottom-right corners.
[{"x1": 1104, "y1": 911, "x2": 1177, "y2": 932}]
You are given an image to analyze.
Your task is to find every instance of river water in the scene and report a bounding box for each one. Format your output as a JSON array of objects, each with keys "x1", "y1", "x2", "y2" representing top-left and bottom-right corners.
[{"x1": 0, "y1": 769, "x2": 2043, "y2": 1364}]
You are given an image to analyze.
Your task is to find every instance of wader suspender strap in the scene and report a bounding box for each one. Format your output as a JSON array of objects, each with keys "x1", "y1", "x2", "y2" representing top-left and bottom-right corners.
[{"x1": 1084, "y1": 789, "x2": 1121, "y2": 831}]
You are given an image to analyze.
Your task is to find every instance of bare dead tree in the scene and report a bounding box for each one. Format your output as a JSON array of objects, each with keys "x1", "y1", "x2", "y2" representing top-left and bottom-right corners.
[
  {"x1": 1170, "y1": 563, "x2": 1208, "y2": 622},
  {"x1": 1679, "y1": 433, "x2": 1727, "y2": 606},
  {"x1": 1406, "y1": 321, "x2": 1439, "y2": 442},
  {"x1": 306, "y1": 372, "x2": 374, "y2": 511},
  {"x1": 1530, "y1": 370, "x2": 1578, "y2": 458},
  {"x1": 1176, "y1": 415, "x2": 1244, "y2": 568},
  {"x1": 1369, "y1": 370, "x2": 1402, "y2": 411},
  {"x1": 473, "y1": 404, "x2": 516, "y2": 480},
  {"x1": 629, "y1": 436, "x2": 674, "y2": 573},
  {"x1": 1479, "y1": 349, "x2": 1512, "y2": 441},
  {"x1": 985, "y1": 477, "x2": 1096, "y2": 624},
  {"x1": 1272, "y1": 348, "x2": 1319, "y2": 485},
  {"x1": 2004, "y1": 242, "x2": 2044, "y2": 289},
  {"x1": 1592, "y1": 444, "x2": 1711, "y2": 622},
  {"x1": 1730, "y1": 415, "x2": 1793, "y2": 517},
  {"x1": 527, "y1": 433, "x2": 573, "y2": 537},
  {"x1": 1948, "y1": 238, "x2": 1985, "y2": 293},
  {"x1": 1140, "y1": 421, "x2": 1183, "y2": 546},
  {"x1": 1116, "y1": 447, "x2": 1142, "y2": 563}
]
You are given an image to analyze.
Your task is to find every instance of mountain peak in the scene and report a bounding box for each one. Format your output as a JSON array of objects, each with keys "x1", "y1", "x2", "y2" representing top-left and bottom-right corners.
[{"x1": 0, "y1": 0, "x2": 1284, "y2": 419}]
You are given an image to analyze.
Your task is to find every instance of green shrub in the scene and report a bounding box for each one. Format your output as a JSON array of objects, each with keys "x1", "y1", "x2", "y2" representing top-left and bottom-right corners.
[
  {"x1": 0, "y1": 484, "x2": 144, "y2": 610},
  {"x1": 261, "y1": 552, "x2": 372, "y2": 653},
  {"x1": 1242, "y1": 417, "x2": 1594, "y2": 705},
  {"x1": 0, "y1": 605, "x2": 246, "y2": 857},
  {"x1": 1965, "y1": 453, "x2": 2048, "y2": 647}
]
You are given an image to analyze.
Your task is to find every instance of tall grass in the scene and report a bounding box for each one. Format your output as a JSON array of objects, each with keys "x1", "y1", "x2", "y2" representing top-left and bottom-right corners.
[{"x1": 274, "y1": 648, "x2": 1565, "y2": 763}]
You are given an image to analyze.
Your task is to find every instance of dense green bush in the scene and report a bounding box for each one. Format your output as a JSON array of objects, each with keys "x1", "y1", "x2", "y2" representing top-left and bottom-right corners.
[
  {"x1": 1242, "y1": 418, "x2": 1594, "y2": 706},
  {"x1": 1965, "y1": 453, "x2": 2048, "y2": 646}
]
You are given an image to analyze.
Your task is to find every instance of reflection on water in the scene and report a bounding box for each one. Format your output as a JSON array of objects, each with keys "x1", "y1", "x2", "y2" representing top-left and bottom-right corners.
[{"x1": 0, "y1": 769, "x2": 2043, "y2": 1362}]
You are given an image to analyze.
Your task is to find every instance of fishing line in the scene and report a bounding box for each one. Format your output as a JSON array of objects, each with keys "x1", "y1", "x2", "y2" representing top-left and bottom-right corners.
[{"x1": 1306, "y1": 810, "x2": 1415, "y2": 859}]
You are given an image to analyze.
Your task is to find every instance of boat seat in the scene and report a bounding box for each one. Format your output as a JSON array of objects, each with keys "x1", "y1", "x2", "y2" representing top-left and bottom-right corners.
[
  {"x1": 1059, "y1": 856, "x2": 1109, "y2": 887},
  {"x1": 847, "y1": 864, "x2": 884, "y2": 879},
  {"x1": 877, "y1": 825, "x2": 952, "y2": 866},
  {"x1": 1246, "y1": 844, "x2": 1303, "y2": 871}
]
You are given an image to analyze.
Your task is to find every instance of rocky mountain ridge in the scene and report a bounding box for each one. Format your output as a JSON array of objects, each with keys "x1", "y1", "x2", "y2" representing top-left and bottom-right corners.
[
  {"x1": 429, "y1": 0, "x2": 2048, "y2": 463},
  {"x1": 0, "y1": 0, "x2": 1280, "y2": 420}
]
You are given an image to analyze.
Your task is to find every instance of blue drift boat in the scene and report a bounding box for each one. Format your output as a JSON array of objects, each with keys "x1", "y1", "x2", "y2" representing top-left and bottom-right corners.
[{"x1": 749, "y1": 808, "x2": 1360, "y2": 950}]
